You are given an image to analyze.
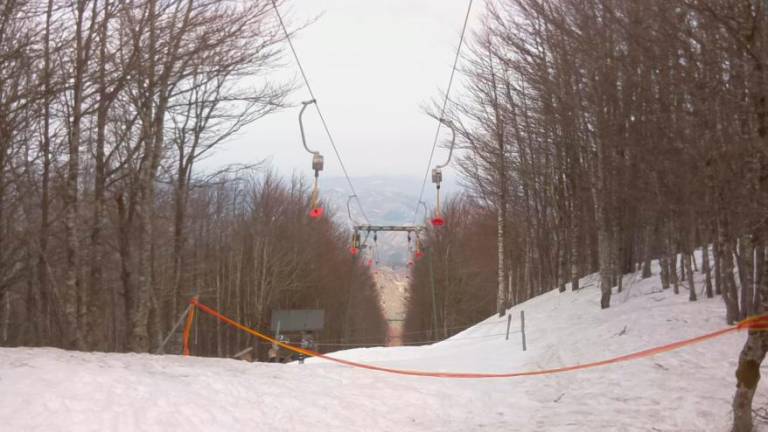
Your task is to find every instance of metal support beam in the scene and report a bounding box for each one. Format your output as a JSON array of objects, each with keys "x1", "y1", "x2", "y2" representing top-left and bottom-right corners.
[{"x1": 354, "y1": 224, "x2": 426, "y2": 233}]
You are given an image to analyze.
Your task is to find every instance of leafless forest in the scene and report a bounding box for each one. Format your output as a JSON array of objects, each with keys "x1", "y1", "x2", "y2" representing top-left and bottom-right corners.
[
  {"x1": 0, "y1": 0, "x2": 386, "y2": 357},
  {"x1": 402, "y1": 1, "x2": 766, "y2": 429},
  {"x1": 408, "y1": 0, "x2": 767, "y2": 331},
  {"x1": 2, "y1": 0, "x2": 768, "y2": 430}
]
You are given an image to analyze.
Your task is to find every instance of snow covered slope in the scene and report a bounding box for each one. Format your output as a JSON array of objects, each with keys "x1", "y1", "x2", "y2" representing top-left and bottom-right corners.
[{"x1": 1, "y1": 265, "x2": 764, "y2": 431}]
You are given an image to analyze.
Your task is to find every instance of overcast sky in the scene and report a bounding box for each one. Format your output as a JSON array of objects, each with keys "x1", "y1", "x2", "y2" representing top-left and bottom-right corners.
[{"x1": 202, "y1": 0, "x2": 484, "y2": 184}]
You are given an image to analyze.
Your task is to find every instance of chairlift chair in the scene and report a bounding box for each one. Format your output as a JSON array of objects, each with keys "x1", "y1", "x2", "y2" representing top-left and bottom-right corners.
[
  {"x1": 430, "y1": 119, "x2": 455, "y2": 227},
  {"x1": 350, "y1": 231, "x2": 361, "y2": 256},
  {"x1": 299, "y1": 99, "x2": 325, "y2": 219},
  {"x1": 414, "y1": 235, "x2": 425, "y2": 260}
]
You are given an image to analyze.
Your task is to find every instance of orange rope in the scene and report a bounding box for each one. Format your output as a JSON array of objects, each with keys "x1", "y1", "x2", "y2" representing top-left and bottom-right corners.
[{"x1": 188, "y1": 298, "x2": 768, "y2": 379}]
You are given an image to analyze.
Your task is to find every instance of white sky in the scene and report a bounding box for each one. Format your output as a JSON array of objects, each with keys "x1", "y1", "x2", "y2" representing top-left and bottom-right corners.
[{"x1": 202, "y1": 0, "x2": 484, "y2": 181}]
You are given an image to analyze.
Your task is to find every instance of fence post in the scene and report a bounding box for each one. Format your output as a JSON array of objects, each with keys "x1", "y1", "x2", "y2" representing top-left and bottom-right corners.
[
  {"x1": 506, "y1": 313, "x2": 512, "y2": 340},
  {"x1": 521, "y1": 310, "x2": 527, "y2": 351}
]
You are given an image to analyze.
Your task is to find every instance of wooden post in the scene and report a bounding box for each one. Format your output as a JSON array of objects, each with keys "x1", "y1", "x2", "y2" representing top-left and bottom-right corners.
[
  {"x1": 521, "y1": 310, "x2": 527, "y2": 351},
  {"x1": 505, "y1": 314, "x2": 512, "y2": 340}
]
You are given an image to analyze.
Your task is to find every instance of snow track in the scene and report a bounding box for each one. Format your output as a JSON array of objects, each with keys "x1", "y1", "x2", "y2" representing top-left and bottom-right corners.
[{"x1": 1, "y1": 264, "x2": 766, "y2": 431}]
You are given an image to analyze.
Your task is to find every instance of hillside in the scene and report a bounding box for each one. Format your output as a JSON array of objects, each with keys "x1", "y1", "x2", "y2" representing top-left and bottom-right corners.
[{"x1": 0, "y1": 265, "x2": 763, "y2": 431}]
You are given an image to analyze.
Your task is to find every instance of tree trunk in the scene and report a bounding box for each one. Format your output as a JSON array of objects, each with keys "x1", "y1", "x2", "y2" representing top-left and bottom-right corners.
[
  {"x1": 613, "y1": 224, "x2": 622, "y2": 294},
  {"x1": 732, "y1": 8, "x2": 768, "y2": 428},
  {"x1": 679, "y1": 248, "x2": 686, "y2": 282},
  {"x1": 720, "y1": 234, "x2": 741, "y2": 325},
  {"x1": 733, "y1": 241, "x2": 768, "y2": 432},
  {"x1": 598, "y1": 226, "x2": 612, "y2": 309},
  {"x1": 171, "y1": 170, "x2": 188, "y2": 331},
  {"x1": 755, "y1": 246, "x2": 764, "y2": 313},
  {"x1": 86, "y1": 1, "x2": 112, "y2": 351},
  {"x1": 733, "y1": 330, "x2": 768, "y2": 432},
  {"x1": 491, "y1": 53, "x2": 507, "y2": 317},
  {"x1": 571, "y1": 234, "x2": 581, "y2": 291},
  {"x1": 37, "y1": 0, "x2": 55, "y2": 346},
  {"x1": 702, "y1": 245, "x2": 714, "y2": 298},
  {"x1": 714, "y1": 240, "x2": 723, "y2": 296},
  {"x1": 558, "y1": 237, "x2": 567, "y2": 293},
  {"x1": 63, "y1": 0, "x2": 90, "y2": 350},
  {"x1": 0, "y1": 289, "x2": 8, "y2": 345},
  {"x1": 668, "y1": 234, "x2": 680, "y2": 295},
  {"x1": 642, "y1": 226, "x2": 653, "y2": 279},
  {"x1": 116, "y1": 192, "x2": 135, "y2": 352},
  {"x1": 130, "y1": 153, "x2": 159, "y2": 352},
  {"x1": 738, "y1": 235, "x2": 755, "y2": 317},
  {"x1": 685, "y1": 252, "x2": 696, "y2": 301},
  {"x1": 497, "y1": 200, "x2": 506, "y2": 316},
  {"x1": 129, "y1": 0, "x2": 165, "y2": 352}
]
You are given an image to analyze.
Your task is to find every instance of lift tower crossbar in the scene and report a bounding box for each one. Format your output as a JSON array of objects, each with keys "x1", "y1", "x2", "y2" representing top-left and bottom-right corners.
[{"x1": 354, "y1": 225, "x2": 426, "y2": 233}]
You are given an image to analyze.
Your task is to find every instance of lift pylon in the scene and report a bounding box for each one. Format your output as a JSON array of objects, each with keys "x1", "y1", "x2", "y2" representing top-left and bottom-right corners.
[{"x1": 352, "y1": 224, "x2": 427, "y2": 264}]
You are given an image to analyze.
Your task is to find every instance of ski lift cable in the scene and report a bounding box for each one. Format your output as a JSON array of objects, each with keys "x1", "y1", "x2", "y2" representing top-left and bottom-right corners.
[
  {"x1": 412, "y1": 0, "x2": 473, "y2": 224},
  {"x1": 418, "y1": 200, "x2": 428, "y2": 221},
  {"x1": 270, "y1": 0, "x2": 371, "y2": 224}
]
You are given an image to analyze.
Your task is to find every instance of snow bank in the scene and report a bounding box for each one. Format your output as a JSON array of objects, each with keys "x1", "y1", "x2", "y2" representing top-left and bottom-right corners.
[{"x1": 1, "y1": 263, "x2": 764, "y2": 431}]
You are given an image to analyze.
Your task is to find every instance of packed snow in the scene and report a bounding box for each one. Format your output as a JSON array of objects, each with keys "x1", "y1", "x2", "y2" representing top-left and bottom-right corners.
[{"x1": 1, "y1": 263, "x2": 765, "y2": 431}]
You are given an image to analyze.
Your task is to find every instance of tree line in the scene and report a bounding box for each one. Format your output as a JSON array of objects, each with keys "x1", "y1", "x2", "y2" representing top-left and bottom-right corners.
[
  {"x1": 406, "y1": 1, "x2": 766, "y2": 429},
  {"x1": 404, "y1": 196, "x2": 498, "y2": 341},
  {"x1": 0, "y1": 0, "x2": 386, "y2": 357}
]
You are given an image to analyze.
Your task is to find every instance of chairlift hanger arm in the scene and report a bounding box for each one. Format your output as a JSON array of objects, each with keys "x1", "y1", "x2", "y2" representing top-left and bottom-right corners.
[
  {"x1": 347, "y1": 195, "x2": 358, "y2": 225},
  {"x1": 354, "y1": 225, "x2": 426, "y2": 233},
  {"x1": 434, "y1": 118, "x2": 457, "y2": 170},
  {"x1": 299, "y1": 99, "x2": 319, "y2": 155}
]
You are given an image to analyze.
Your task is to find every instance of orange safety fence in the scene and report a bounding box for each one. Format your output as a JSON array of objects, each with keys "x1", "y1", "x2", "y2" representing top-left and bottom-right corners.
[{"x1": 183, "y1": 298, "x2": 768, "y2": 379}]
